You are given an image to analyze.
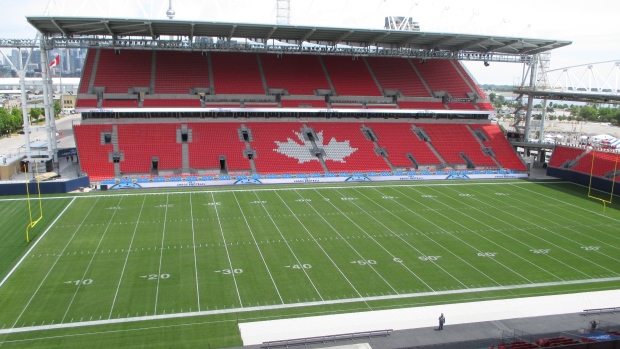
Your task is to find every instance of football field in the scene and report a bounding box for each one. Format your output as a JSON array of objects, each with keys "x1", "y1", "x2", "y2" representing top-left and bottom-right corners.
[{"x1": 1, "y1": 180, "x2": 620, "y2": 348}]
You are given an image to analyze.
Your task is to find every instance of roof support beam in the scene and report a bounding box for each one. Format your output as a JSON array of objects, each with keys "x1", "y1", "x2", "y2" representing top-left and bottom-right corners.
[
  {"x1": 521, "y1": 41, "x2": 559, "y2": 54},
  {"x1": 51, "y1": 19, "x2": 69, "y2": 37},
  {"x1": 228, "y1": 25, "x2": 237, "y2": 42},
  {"x1": 265, "y1": 26, "x2": 277, "y2": 42},
  {"x1": 427, "y1": 35, "x2": 459, "y2": 50},
  {"x1": 455, "y1": 37, "x2": 490, "y2": 51},
  {"x1": 334, "y1": 30, "x2": 354, "y2": 45},
  {"x1": 368, "y1": 32, "x2": 390, "y2": 46},
  {"x1": 189, "y1": 23, "x2": 194, "y2": 42},
  {"x1": 485, "y1": 39, "x2": 519, "y2": 53},
  {"x1": 147, "y1": 22, "x2": 156, "y2": 39},
  {"x1": 299, "y1": 29, "x2": 316, "y2": 44},
  {"x1": 399, "y1": 33, "x2": 425, "y2": 47},
  {"x1": 102, "y1": 21, "x2": 115, "y2": 37}
]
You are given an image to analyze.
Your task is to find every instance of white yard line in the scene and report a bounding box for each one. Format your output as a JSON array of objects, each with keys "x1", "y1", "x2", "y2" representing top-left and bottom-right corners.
[
  {"x1": 232, "y1": 192, "x2": 284, "y2": 304},
  {"x1": 423, "y1": 185, "x2": 565, "y2": 281},
  {"x1": 365, "y1": 186, "x2": 501, "y2": 286},
  {"x1": 2, "y1": 276, "x2": 620, "y2": 336},
  {"x1": 0, "y1": 181, "x2": 567, "y2": 203},
  {"x1": 393, "y1": 185, "x2": 532, "y2": 283},
  {"x1": 351, "y1": 188, "x2": 468, "y2": 288},
  {"x1": 108, "y1": 196, "x2": 146, "y2": 319},
  {"x1": 11, "y1": 198, "x2": 99, "y2": 329},
  {"x1": 253, "y1": 191, "x2": 324, "y2": 301},
  {"x1": 189, "y1": 193, "x2": 201, "y2": 312},
  {"x1": 274, "y1": 190, "x2": 365, "y2": 303},
  {"x1": 210, "y1": 192, "x2": 243, "y2": 308},
  {"x1": 331, "y1": 187, "x2": 434, "y2": 292},
  {"x1": 61, "y1": 197, "x2": 124, "y2": 323},
  {"x1": 0, "y1": 197, "x2": 76, "y2": 288},
  {"x1": 154, "y1": 194, "x2": 169, "y2": 314},
  {"x1": 451, "y1": 185, "x2": 614, "y2": 278},
  {"x1": 299, "y1": 189, "x2": 398, "y2": 294},
  {"x1": 501, "y1": 184, "x2": 620, "y2": 245}
]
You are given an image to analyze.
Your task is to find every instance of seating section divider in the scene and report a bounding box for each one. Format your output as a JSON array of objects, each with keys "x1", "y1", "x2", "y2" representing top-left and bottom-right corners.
[
  {"x1": 369, "y1": 123, "x2": 441, "y2": 166},
  {"x1": 261, "y1": 54, "x2": 330, "y2": 95},
  {"x1": 418, "y1": 124, "x2": 496, "y2": 166},
  {"x1": 322, "y1": 56, "x2": 382, "y2": 96},
  {"x1": 469, "y1": 124, "x2": 527, "y2": 170}
]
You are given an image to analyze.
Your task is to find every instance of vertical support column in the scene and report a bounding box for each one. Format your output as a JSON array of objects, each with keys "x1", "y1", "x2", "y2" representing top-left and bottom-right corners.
[
  {"x1": 539, "y1": 98, "x2": 548, "y2": 142},
  {"x1": 523, "y1": 55, "x2": 538, "y2": 142},
  {"x1": 40, "y1": 43, "x2": 56, "y2": 164}
]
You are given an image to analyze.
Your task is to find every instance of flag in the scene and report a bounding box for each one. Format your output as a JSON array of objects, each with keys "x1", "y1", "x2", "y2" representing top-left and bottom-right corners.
[{"x1": 49, "y1": 55, "x2": 60, "y2": 68}]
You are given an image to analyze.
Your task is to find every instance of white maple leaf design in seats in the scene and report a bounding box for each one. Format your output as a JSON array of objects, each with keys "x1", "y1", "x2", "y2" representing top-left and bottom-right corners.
[{"x1": 274, "y1": 131, "x2": 357, "y2": 164}]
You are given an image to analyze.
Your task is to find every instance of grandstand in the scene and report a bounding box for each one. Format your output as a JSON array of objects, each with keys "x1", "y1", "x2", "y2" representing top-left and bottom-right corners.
[
  {"x1": 7, "y1": 14, "x2": 620, "y2": 349},
  {"x1": 67, "y1": 44, "x2": 532, "y2": 180}
]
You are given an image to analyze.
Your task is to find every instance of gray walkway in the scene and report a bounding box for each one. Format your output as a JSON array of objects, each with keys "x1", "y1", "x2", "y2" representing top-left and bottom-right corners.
[{"x1": 233, "y1": 312, "x2": 620, "y2": 349}]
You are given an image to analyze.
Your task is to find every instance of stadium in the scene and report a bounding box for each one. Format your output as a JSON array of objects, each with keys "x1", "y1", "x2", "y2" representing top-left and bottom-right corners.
[{"x1": 1, "y1": 1, "x2": 620, "y2": 348}]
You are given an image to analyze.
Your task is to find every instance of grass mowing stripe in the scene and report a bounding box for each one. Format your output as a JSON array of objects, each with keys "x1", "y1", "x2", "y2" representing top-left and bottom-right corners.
[
  {"x1": 210, "y1": 192, "x2": 243, "y2": 308},
  {"x1": 464, "y1": 185, "x2": 613, "y2": 278},
  {"x1": 275, "y1": 190, "x2": 366, "y2": 302},
  {"x1": 331, "y1": 187, "x2": 435, "y2": 292},
  {"x1": 108, "y1": 196, "x2": 146, "y2": 319},
  {"x1": 351, "y1": 187, "x2": 468, "y2": 288},
  {"x1": 299, "y1": 189, "x2": 400, "y2": 294},
  {"x1": 189, "y1": 193, "x2": 201, "y2": 312},
  {"x1": 456, "y1": 186, "x2": 589, "y2": 280},
  {"x1": 395, "y1": 185, "x2": 532, "y2": 283},
  {"x1": 501, "y1": 184, "x2": 620, "y2": 244},
  {"x1": 10, "y1": 198, "x2": 100, "y2": 328},
  {"x1": 232, "y1": 192, "x2": 284, "y2": 304},
  {"x1": 253, "y1": 191, "x2": 324, "y2": 301},
  {"x1": 0, "y1": 198, "x2": 75, "y2": 288},
  {"x1": 61, "y1": 197, "x2": 124, "y2": 323},
  {"x1": 428, "y1": 185, "x2": 564, "y2": 281},
  {"x1": 154, "y1": 194, "x2": 169, "y2": 314},
  {"x1": 368, "y1": 185, "x2": 500, "y2": 287}
]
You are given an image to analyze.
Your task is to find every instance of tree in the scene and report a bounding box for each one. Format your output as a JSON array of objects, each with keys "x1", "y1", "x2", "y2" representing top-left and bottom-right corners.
[
  {"x1": 29, "y1": 108, "x2": 44, "y2": 122},
  {"x1": 54, "y1": 100, "x2": 61, "y2": 117},
  {"x1": 10, "y1": 108, "x2": 22, "y2": 132},
  {"x1": 0, "y1": 108, "x2": 8, "y2": 134},
  {"x1": 579, "y1": 105, "x2": 598, "y2": 121},
  {"x1": 489, "y1": 92, "x2": 497, "y2": 103}
]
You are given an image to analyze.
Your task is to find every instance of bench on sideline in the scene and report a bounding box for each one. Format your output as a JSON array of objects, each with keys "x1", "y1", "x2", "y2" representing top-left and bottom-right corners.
[
  {"x1": 260, "y1": 329, "x2": 392, "y2": 348},
  {"x1": 581, "y1": 307, "x2": 619, "y2": 316}
]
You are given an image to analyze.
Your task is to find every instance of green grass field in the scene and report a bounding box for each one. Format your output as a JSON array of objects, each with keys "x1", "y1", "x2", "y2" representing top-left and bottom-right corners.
[{"x1": 1, "y1": 180, "x2": 620, "y2": 348}]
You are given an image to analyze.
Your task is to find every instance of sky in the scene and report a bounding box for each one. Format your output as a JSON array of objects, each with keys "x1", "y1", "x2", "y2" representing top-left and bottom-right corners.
[{"x1": 1, "y1": 0, "x2": 619, "y2": 85}]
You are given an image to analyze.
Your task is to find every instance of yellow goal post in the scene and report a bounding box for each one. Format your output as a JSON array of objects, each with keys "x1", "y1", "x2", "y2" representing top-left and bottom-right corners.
[
  {"x1": 25, "y1": 161, "x2": 44, "y2": 243},
  {"x1": 587, "y1": 151, "x2": 618, "y2": 213}
]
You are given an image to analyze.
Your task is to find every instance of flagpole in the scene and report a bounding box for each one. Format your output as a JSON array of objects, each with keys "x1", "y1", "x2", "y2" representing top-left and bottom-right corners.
[{"x1": 58, "y1": 54, "x2": 63, "y2": 116}]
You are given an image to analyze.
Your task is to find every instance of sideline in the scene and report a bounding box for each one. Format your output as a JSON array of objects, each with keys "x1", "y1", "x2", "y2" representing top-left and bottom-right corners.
[
  {"x1": 0, "y1": 180, "x2": 568, "y2": 202},
  {"x1": 0, "y1": 197, "x2": 76, "y2": 288},
  {"x1": 1, "y1": 275, "x2": 619, "y2": 336}
]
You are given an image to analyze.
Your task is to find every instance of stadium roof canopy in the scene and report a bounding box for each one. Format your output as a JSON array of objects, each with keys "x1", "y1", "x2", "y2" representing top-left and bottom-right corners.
[{"x1": 27, "y1": 16, "x2": 570, "y2": 56}]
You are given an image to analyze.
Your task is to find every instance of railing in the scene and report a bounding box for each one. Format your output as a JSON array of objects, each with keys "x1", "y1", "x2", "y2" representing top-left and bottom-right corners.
[
  {"x1": 260, "y1": 329, "x2": 392, "y2": 349},
  {"x1": 581, "y1": 307, "x2": 619, "y2": 316}
]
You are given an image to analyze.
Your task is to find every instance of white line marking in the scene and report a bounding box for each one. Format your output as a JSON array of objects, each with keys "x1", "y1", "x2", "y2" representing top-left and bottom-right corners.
[
  {"x1": 0, "y1": 198, "x2": 75, "y2": 288},
  {"x1": 190, "y1": 193, "x2": 201, "y2": 311},
  {"x1": 299, "y1": 189, "x2": 398, "y2": 293},
  {"x1": 62, "y1": 197, "x2": 124, "y2": 323},
  {"x1": 455, "y1": 185, "x2": 613, "y2": 277},
  {"x1": 232, "y1": 192, "x2": 283, "y2": 304},
  {"x1": 1, "y1": 276, "x2": 619, "y2": 336},
  {"x1": 254, "y1": 191, "x2": 324, "y2": 301},
  {"x1": 352, "y1": 187, "x2": 467, "y2": 288},
  {"x1": 397, "y1": 185, "x2": 533, "y2": 282},
  {"x1": 211, "y1": 192, "x2": 243, "y2": 307},
  {"x1": 0, "y1": 181, "x2": 569, "y2": 202},
  {"x1": 276, "y1": 190, "x2": 365, "y2": 303},
  {"x1": 11, "y1": 198, "x2": 98, "y2": 329},
  {"x1": 108, "y1": 196, "x2": 146, "y2": 319},
  {"x1": 154, "y1": 194, "x2": 169, "y2": 315}
]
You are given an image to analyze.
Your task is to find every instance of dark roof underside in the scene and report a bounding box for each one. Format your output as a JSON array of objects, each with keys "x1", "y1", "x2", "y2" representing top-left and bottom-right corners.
[{"x1": 27, "y1": 16, "x2": 571, "y2": 55}]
